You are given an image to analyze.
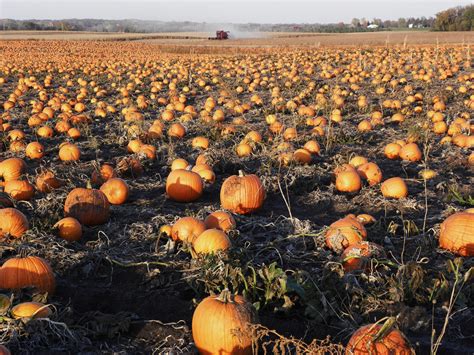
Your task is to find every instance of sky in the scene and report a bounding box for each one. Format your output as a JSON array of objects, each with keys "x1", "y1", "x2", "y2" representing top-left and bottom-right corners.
[{"x1": 1, "y1": 0, "x2": 472, "y2": 24}]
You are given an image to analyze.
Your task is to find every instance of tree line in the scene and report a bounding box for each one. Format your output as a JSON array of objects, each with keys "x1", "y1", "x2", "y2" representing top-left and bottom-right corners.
[{"x1": 0, "y1": 5, "x2": 472, "y2": 33}]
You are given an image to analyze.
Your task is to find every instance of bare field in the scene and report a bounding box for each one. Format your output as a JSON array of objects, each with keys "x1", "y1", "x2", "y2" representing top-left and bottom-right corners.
[{"x1": 1, "y1": 30, "x2": 473, "y2": 47}]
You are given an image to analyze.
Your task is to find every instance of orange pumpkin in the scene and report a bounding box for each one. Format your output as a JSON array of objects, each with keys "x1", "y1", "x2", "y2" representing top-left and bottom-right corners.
[
  {"x1": 171, "y1": 216, "x2": 206, "y2": 243},
  {"x1": 25, "y1": 141, "x2": 45, "y2": 159},
  {"x1": 192, "y1": 229, "x2": 232, "y2": 254},
  {"x1": 346, "y1": 323, "x2": 413, "y2": 354},
  {"x1": 293, "y1": 148, "x2": 312, "y2": 164},
  {"x1": 336, "y1": 170, "x2": 362, "y2": 193},
  {"x1": 91, "y1": 164, "x2": 116, "y2": 185},
  {"x1": 0, "y1": 158, "x2": 26, "y2": 182},
  {"x1": 0, "y1": 256, "x2": 55, "y2": 294},
  {"x1": 381, "y1": 177, "x2": 408, "y2": 199},
  {"x1": 220, "y1": 171, "x2": 265, "y2": 214},
  {"x1": 36, "y1": 170, "x2": 63, "y2": 193},
  {"x1": 204, "y1": 211, "x2": 236, "y2": 232},
  {"x1": 192, "y1": 290, "x2": 256, "y2": 355},
  {"x1": 341, "y1": 241, "x2": 385, "y2": 272},
  {"x1": 384, "y1": 143, "x2": 402, "y2": 159},
  {"x1": 325, "y1": 215, "x2": 367, "y2": 253},
  {"x1": 4, "y1": 179, "x2": 35, "y2": 201},
  {"x1": 64, "y1": 188, "x2": 110, "y2": 226},
  {"x1": 439, "y1": 212, "x2": 474, "y2": 256},
  {"x1": 0, "y1": 208, "x2": 29, "y2": 238},
  {"x1": 54, "y1": 217, "x2": 82, "y2": 242},
  {"x1": 357, "y1": 163, "x2": 382, "y2": 186},
  {"x1": 399, "y1": 143, "x2": 422, "y2": 162},
  {"x1": 171, "y1": 158, "x2": 190, "y2": 171},
  {"x1": 100, "y1": 178, "x2": 129, "y2": 205},
  {"x1": 166, "y1": 169, "x2": 203, "y2": 202},
  {"x1": 59, "y1": 142, "x2": 81, "y2": 161}
]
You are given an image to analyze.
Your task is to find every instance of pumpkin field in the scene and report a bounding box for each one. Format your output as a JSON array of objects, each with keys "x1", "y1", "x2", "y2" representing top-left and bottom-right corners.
[{"x1": 0, "y1": 39, "x2": 473, "y2": 354}]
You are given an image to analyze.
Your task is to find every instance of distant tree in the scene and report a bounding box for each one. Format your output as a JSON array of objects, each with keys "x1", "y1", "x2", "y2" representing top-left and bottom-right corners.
[
  {"x1": 433, "y1": 5, "x2": 474, "y2": 31},
  {"x1": 351, "y1": 18, "x2": 360, "y2": 27}
]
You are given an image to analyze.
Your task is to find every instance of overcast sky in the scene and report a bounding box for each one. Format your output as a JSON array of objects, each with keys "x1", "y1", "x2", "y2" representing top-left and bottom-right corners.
[{"x1": 1, "y1": 0, "x2": 472, "y2": 23}]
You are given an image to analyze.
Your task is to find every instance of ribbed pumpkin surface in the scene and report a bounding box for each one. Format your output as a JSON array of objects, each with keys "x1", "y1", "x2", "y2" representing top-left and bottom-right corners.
[{"x1": 439, "y1": 212, "x2": 474, "y2": 256}]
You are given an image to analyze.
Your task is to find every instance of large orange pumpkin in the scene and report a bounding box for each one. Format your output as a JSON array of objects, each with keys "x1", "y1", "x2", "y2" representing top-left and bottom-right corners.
[
  {"x1": 0, "y1": 345, "x2": 10, "y2": 355},
  {"x1": 0, "y1": 208, "x2": 29, "y2": 238},
  {"x1": 346, "y1": 323, "x2": 413, "y2": 354},
  {"x1": 166, "y1": 169, "x2": 203, "y2": 202},
  {"x1": 220, "y1": 171, "x2": 265, "y2": 214},
  {"x1": 0, "y1": 256, "x2": 55, "y2": 294},
  {"x1": 192, "y1": 290, "x2": 257, "y2": 355},
  {"x1": 439, "y1": 212, "x2": 474, "y2": 256},
  {"x1": 64, "y1": 188, "x2": 110, "y2": 226}
]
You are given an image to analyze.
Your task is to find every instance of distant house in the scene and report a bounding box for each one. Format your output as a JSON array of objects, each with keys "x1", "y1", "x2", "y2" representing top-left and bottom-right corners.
[
  {"x1": 409, "y1": 23, "x2": 424, "y2": 29},
  {"x1": 367, "y1": 24, "x2": 379, "y2": 29}
]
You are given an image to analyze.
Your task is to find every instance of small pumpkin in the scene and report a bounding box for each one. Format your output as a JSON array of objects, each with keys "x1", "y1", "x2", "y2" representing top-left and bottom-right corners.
[
  {"x1": 4, "y1": 179, "x2": 35, "y2": 201},
  {"x1": 91, "y1": 164, "x2": 116, "y2": 185},
  {"x1": 171, "y1": 158, "x2": 190, "y2": 171},
  {"x1": 384, "y1": 143, "x2": 402, "y2": 159},
  {"x1": 54, "y1": 217, "x2": 82, "y2": 242},
  {"x1": 325, "y1": 215, "x2": 367, "y2": 253},
  {"x1": 0, "y1": 256, "x2": 55, "y2": 294},
  {"x1": 166, "y1": 169, "x2": 203, "y2": 202},
  {"x1": 192, "y1": 289, "x2": 257, "y2": 355},
  {"x1": 220, "y1": 171, "x2": 265, "y2": 214},
  {"x1": 381, "y1": 177, "x2": 408, "y2": 199},
  {"x1": 64, "y1": 188, "x2": 110, "y2": 226},
  {"x1": 100, "y1": 178, "x2": 129, "y2": 205},
  {"x1": 192, "y1": 229, "x2": 231, "y2": 255},
  {"x1": 204, "y1": 211, "x2": 236, "y2": 232},
  {"x1": 59, "y1": 142, "x2": 81, "y2": 161},
  {"x1": 293, "y1": 148, "x2": 312, "y2": 164},
  {"x1": 357, "y1": 162, "x2": 382, "y2": 186},
  {"x1": 0, "y1": 208, "x2": 29, "y2": 238},
  {"x1": 171, "y1": 216, "x2": 206, "y2": 243},
  {"x1": 399, "y1": 143, "x2": 422, "y2": 162},
  {"x1": 25, "y1": 141, "x2": 45, "y2": 159},
  {"x1": 0, "y1": 157, "x2": 26, "y2": 182},
  {"x1": 439, "y1": 212, "x2": 474, "y2": 256},
  {"x1": 11, "y1": 301, "x2": 52, "y2": 319},
  {"x1": 341, "y1": 241, "x2": 385, "y2": 272},
  {"x1": 336, "y1": 170, "x2": 362, "y2": 193},
  {"x1": 36, "y1": 170, "x2": 63, "y2": 193},
  {"x1": 346, "y1": 323, "x2": 413, "y2": 355}
]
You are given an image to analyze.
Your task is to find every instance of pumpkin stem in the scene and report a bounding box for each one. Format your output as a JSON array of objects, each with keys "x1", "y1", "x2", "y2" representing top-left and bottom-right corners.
[
  {"x1": 238, "y1": 170, "x2": 245, "y2": 177},
  {"x1": 217, "y1": 288, "x2": 234, "y2": 303},
  {"x1": 86, "y1": 180, "x2": 92, "y2": 189},
  {"x1": 372, "y1": 316, "x2": 397, "y2": 343}
]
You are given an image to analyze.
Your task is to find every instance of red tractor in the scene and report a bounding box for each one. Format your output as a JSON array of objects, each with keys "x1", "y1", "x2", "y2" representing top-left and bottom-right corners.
[{"x1": 209, "y1": 30, "x2": 230, "y2": 40}]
